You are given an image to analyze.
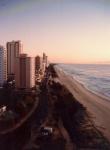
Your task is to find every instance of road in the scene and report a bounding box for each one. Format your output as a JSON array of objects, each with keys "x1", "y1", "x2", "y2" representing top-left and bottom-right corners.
[
  {"x1": 0, "y1": 75, "x2": 49, "y2": 150},
  {"x1": 23, "y1": 77, "x2": 49, "y2": 149}
]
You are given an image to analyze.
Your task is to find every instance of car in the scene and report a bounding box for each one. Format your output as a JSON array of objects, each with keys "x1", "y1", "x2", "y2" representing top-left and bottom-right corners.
[{"x1": 40, "y1": 126, "x2": 53, "y2": 136}]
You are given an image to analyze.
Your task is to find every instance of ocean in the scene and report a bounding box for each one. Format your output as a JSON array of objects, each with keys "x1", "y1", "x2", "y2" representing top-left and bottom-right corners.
[{"x1": 57, "y1": 64, "x2": 110, "y2": 100}]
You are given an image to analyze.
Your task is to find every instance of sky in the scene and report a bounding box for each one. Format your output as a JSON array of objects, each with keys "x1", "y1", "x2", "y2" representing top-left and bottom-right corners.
[{"x1": 0, "y1": 0, "x2": 110, "y2": 63}]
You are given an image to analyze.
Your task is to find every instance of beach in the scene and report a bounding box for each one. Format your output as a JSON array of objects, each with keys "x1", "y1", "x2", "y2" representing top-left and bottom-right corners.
[{"x1": 55, "y1": 66, "x2": 110, "y2": 142}]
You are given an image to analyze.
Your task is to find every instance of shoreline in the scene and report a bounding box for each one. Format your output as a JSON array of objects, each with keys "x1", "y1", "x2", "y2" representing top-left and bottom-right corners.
[
  {"x1": 71, "y1": 74, "x2": 110, "y2": 102},
  {"x1": 56, "y1": 66, "x2": 110, "y2": 101},
  {"x1": 55, "y1": 66, "x2": 110, "y2": 142}
]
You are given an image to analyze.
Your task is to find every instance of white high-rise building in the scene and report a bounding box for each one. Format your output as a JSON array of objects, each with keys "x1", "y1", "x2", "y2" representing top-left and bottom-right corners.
[
  {"x1": 7, "y1": 40, "x2": 22, "y2": 76},
  {"x1": 0, "y1": 46, "x2": 7, "y2": 86},
  {"x1": 15, "y1": 54, "x2": 35, "y2": 89}
]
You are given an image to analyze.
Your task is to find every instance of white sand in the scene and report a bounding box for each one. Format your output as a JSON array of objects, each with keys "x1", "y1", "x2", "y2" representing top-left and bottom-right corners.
[{"x1": 55, "y1": 67, "x2": 110, "y2": 142}]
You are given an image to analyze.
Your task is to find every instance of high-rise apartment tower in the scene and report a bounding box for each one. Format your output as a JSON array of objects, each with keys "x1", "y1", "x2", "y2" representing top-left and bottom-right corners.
[
  {"x1": 0, "y1": 46, "x2": 7, "y2": 86},
  {"x1": 7, "y1": 40, "x2": 22, "y2": 76},
  {"x1": 15, "y1": 54, "x2": 35, "y2": 89}
]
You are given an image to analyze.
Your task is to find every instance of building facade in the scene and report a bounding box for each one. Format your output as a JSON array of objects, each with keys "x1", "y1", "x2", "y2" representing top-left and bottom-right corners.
[
  {"x1": 42, "y1": 52, "x2": 48, "y2": 72},
  {"x1": 0, "y1": 46, "x2": 7, "y2": 86},
  {"x1": 15, "y1": 54, "x2": 35, "y2": 89},
  {"x1": 35, "y1": 55, "x2": 43, "y2": 71},
  {"x1": 7, "y1": 41, "x2": 22, "y2": 76},
  {"x1": 43, "y1": 53, "x2": 48, "y2": 66}
]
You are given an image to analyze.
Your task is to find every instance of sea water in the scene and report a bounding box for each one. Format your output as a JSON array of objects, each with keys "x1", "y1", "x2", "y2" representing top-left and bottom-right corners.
[{"x1": 57, "y1": 64, "x2": 110, "y2": 99}]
